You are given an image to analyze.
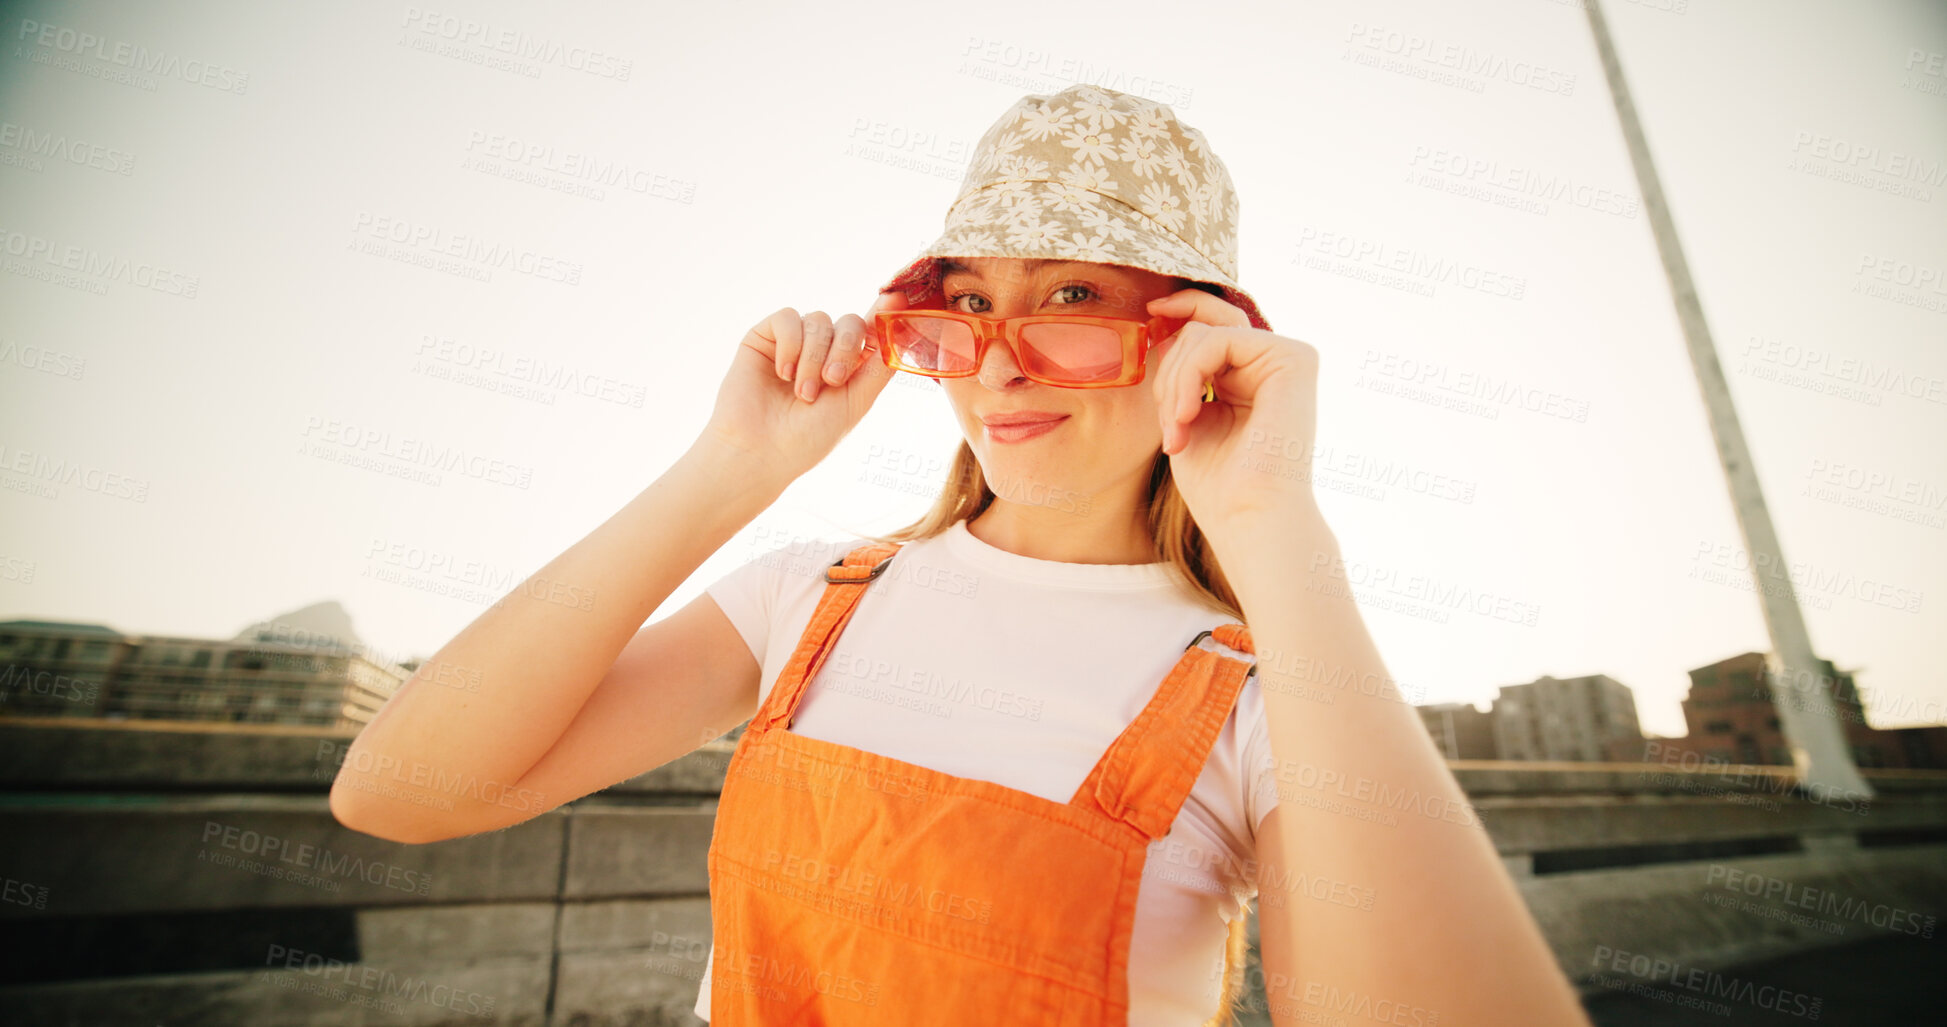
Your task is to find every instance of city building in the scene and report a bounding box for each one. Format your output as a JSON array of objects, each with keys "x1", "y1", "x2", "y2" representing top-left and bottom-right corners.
[
  {"x1": 0, "y1": 601, "x2": 408, "y2": 729},
  {"x1": 1417, "y1": 702, "x2": 1497, "y2": 759},
  {"x1": 1675, "y1": 651, "x2": 1947, "y2": 769},
  {"x1": 1491, "y1": 674, "x2": 1644, "y2": 762}
]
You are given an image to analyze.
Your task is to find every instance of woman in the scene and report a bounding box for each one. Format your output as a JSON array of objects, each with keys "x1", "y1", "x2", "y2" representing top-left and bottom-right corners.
[{"x1": 331, "y1": 85, "x2": 1591, "y2": 1026}]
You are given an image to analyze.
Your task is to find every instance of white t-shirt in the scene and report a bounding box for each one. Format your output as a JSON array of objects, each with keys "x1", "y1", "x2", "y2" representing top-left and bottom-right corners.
[{"x1": 693, "y1": 518, "x2": 1281, "y2": 1025}]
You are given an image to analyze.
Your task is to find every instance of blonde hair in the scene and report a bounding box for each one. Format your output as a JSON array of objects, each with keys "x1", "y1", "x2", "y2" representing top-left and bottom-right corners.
[{"x1": 851, "y1": 274, "x2": 1256, "y2": 1023}]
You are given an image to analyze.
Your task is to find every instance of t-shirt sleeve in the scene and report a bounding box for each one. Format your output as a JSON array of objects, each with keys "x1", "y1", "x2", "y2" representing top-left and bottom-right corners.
[
  {"x1": 703, "y1": 546, "x2": 780, "y2": 668},
  {"x1": 1242, "y1": 685, "x2": 1281, "y2": 843}
]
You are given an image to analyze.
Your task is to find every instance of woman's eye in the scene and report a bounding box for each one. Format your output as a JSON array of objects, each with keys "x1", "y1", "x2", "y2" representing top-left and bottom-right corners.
[
  {"x1": 1052, "y1": 284, "x2": 1095, "y2": 304},
  {"x1": 945, "y1": 284, "x2": 1092, "y2": 311}
]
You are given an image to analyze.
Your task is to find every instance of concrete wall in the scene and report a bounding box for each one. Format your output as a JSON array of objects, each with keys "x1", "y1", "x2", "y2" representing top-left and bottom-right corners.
[{"x1": 2, "y1": 721, "x2": 1945, "y2": 1026}]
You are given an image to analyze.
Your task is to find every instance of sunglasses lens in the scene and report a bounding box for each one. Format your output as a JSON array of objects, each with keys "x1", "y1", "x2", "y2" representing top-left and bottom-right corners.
[
  {"x1": 1019, "y1": 322, "x2": 1127, "y2": 385},
  {"x1": 887, "y1": 316, "x2": 978, "y2": 374},
  {"x1": 883, "y1": 314, "x2": 1134, "y2": 385}
]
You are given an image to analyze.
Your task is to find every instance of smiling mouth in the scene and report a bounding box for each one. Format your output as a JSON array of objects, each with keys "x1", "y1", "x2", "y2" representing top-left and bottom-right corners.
[{"x1": 982, "y1": 416, "x2": 1068, "y2": 443}]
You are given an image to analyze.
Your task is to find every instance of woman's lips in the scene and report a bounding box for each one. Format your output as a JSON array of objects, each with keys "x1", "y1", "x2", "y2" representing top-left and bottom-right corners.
[{"x1": 983, "y1": 416, "x2": 1068, "y2": 444}]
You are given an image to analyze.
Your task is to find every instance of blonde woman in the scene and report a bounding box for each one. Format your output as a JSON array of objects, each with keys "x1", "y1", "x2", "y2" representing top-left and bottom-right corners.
[{"x1": 332, "y1": 85, "x2": 1591, "y2": 1026}]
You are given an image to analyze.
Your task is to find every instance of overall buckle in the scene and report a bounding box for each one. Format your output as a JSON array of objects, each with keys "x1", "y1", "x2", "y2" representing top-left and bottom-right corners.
[
  {"x1": 826, "y1": 552, "x2": 897, "y2": 584},
  {"x1": 1186, "y1": 627, "x2": 1257, "y2": 679}
]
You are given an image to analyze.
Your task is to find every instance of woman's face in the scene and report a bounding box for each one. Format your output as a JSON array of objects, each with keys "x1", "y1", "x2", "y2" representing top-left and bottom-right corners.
[{"x1": 927, "y1": 256, "x2": 1188, "y2": 511}]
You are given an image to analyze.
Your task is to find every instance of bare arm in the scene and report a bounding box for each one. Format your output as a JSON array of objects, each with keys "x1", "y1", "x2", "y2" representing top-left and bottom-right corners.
[
  {"x1": 329, "y1": 295, "x2": 908, "y2": 844},
  {"x1": 328, "y1": 437, "x2": 787, "y2": 843},
  {"x1": 1228, "y1": 507, "x2": 1592, "y2": 1027}
]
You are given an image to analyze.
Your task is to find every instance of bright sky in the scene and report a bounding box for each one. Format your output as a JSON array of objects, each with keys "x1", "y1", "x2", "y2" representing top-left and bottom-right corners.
[{"x1": 3, "y1": 0, "x2": 1942, "y2": 738}]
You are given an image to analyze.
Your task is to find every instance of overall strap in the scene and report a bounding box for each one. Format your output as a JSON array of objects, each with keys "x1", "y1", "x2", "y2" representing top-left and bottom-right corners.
[
  {"x1": 750, "y1": 541, "x2": 902, "y2": 734},
  {"x1": 1070, "y1": 623, "x2": 1256, "y2": 840}
]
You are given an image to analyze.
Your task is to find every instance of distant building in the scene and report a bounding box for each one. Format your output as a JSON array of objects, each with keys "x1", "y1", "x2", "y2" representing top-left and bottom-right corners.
[
  {"x1": 1417, "y1": 702, "x2": 1497, "y2": 759},
  {"x1": 1675, "y1": 651, "x2": 1947, "y2": 769},
  {"x1": 0, "y1": 602, "x2": 409, "y2": 729},
  {"x1": 1491, "y1": 674, "x2": 1644, "y2": 762}
]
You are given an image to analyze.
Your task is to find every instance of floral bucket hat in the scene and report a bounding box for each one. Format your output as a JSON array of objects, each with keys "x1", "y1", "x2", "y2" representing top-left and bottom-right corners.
[{"x1": 880, "y1": 83, "x2": 1272, "y2": 333}]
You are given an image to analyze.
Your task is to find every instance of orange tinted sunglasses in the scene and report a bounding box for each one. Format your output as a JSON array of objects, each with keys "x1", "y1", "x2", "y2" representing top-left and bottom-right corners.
[{"x1": 872, "y1": 310, "x2": 1190, "y2": 389}]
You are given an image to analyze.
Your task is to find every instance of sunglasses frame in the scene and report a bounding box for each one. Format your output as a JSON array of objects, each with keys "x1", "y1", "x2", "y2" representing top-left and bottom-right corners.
[{"x1": 871, "y1": 309, "x2": 1188, "y2": 389}]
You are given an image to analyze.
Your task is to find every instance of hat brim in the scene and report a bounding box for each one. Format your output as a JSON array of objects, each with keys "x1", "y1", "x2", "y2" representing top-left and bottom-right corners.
[{"x1": 879, "y1": 183, "x2": 1271, "y2": 333}]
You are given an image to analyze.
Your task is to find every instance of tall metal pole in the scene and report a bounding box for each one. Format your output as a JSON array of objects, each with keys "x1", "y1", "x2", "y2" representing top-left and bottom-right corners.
[{"x1": 1582, "y1": 0, "x2": 1871, "y2": 799}]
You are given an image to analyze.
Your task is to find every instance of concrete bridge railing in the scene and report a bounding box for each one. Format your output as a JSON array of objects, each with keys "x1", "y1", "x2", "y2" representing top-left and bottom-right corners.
[{"x1": 1, "y1": 720, "x2": 1942, "y2": 1026}]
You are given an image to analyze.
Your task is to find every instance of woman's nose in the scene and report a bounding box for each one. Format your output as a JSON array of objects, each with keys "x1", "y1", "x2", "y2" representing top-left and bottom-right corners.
[{"x1": 975, "y1": 322, "x2": 1030, "y2": 389}]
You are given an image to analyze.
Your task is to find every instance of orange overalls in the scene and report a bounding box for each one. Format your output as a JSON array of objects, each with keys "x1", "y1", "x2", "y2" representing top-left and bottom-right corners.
[{"x1": 704, "y1": 540, "x2": 1258, "y2": 1024}]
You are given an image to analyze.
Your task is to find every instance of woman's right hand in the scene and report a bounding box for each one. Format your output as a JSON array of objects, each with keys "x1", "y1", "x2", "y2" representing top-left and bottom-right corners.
[{"x1": 699, "y1": 288, "x2": 913, "y2": 481}]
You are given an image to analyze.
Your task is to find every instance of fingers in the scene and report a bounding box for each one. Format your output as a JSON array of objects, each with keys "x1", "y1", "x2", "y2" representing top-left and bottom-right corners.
[
  {"x1": 794, "y1": 311, "x2": 836, "y2": 401},
  {"x1": 1152, "y1": 324, "x2": 1225, "y2": 455},
  {"x1": 861, "y1": 288, "x2": 907, "y2": 360},
  {"x1": 1146, "y1": 290, "x2": 1257, "y2": 453},
  {"x1": 763, "y1": 307, "x2": 804, "y2": 383},
  {"x1": 757, "y1": 292, "x2": 909, "y2": 404},
  {"x1": 825, "y1": 313, "x2": 869, "y2": 390},
  {"x1": 1145, "y1": 288, "x2": 1251, "y2": 330}
]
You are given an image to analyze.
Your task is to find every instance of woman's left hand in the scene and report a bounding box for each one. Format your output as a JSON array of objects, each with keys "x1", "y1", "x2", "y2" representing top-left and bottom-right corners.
[{"x1": 1145, "y1": 289, "x2": 1322, "y2": 533}]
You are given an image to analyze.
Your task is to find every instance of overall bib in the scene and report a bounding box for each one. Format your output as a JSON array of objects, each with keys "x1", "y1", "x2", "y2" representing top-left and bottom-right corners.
[{"x1": 704, "y1": 541, "x2": 1259, "y2": 1025}]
